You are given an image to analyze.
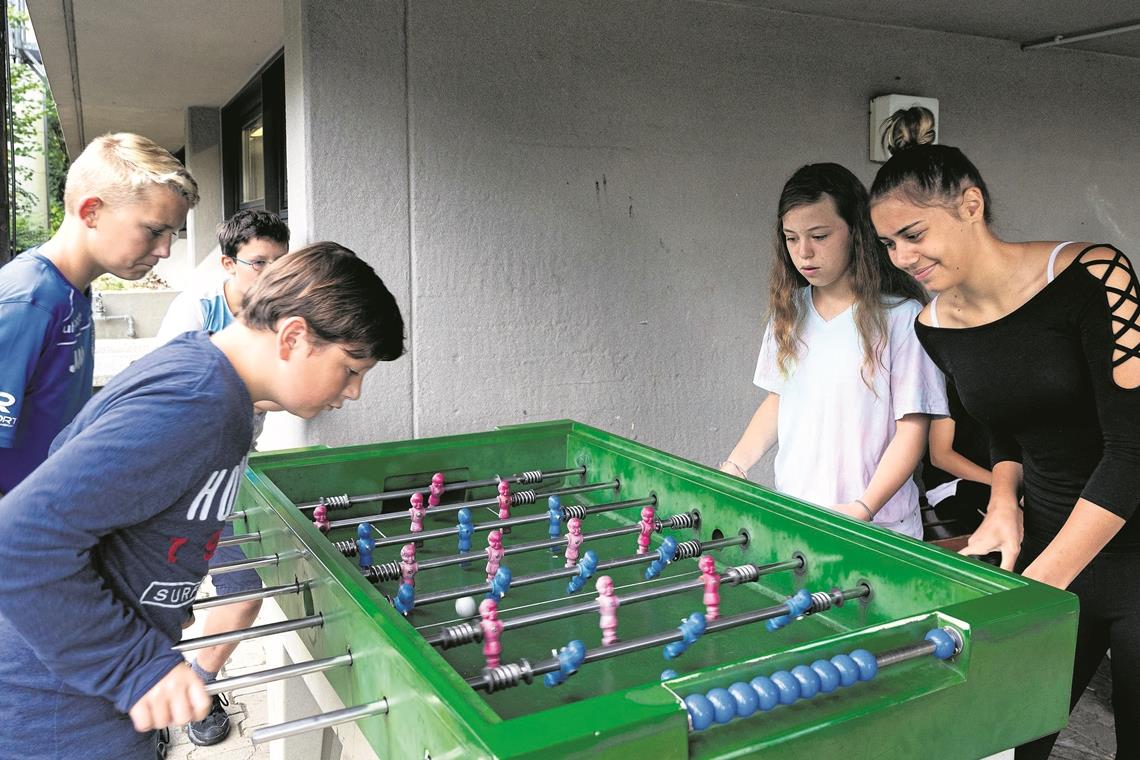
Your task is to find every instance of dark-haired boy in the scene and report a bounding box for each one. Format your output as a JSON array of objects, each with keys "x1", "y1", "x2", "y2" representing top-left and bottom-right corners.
[{"x1": 155, "y1": 208, "x2": 288, "y2": 746}]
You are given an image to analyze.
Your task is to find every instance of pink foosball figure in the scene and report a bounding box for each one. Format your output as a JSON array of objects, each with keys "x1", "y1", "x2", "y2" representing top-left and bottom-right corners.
[
  {"x1": 564, "y1": 517, "x2": 584, "y2": 568},
  {"x1": 479, "y1": 598, "x2": 504, "y2": 668},
  {"x1": 485, "y1": 529, "x2": 505, "y2": 582},
  {"x1": 497, "y1": 479, "x2": 512, "y2": 523},
  {"x1": 699, "y1": 555, "x2": 720, "y2": 621},
  {"x1": 596, "y1": 575, "x2": 620, "y2": 645},
  {"x1": 400, "y1": 542, "x2": 419, "y2": 588},
  {"x1": 409, "y1": 492, "x2": 426, "y2": 534},
  {"x1": 637, "y1": 505, "x2": 656, "y2": 554},
  {"x1": 313, "y1": 504, "x2": 330, "y2": 534},
  {"x1": 429, "y1": 472, "x2": 444, "y2": 508}
]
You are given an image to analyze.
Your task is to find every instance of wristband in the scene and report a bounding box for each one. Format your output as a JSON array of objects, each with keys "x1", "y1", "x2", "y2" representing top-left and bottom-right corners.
[
  {"x1": 722, "y1": 459, "x2": 748, "y2": 478},
  {"x1": 854, "y1": 499, "x2": 874, "y2": 519}
]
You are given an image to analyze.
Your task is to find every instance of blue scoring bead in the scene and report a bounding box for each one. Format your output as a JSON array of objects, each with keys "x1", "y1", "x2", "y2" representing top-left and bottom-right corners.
[
  {"x1": 769, "y1": 670, "x2": 801, "y2": 705},
  {"x1": 830, "y1": 653, "x2": 860, "y2": 688},
  {"x1": 685, "y1": 693, "x2": 716, "y2": 732},
  {"x1": 750, "y1": 676, "x2": 780, "y2": 711},
  {"x1": 925, "y1": 628, "x2": 957, "y2": 660},
  {"x1": 790, "y1": 664, "x2": 821, "y2": 699},
  {"x1": 811, "y1": 658, "x2": 841, "y2": 693},
  {"x1": 728, "y1": 682, "x2": 759, "y2": 718},
  {"x1": 850, "y1": 649, "x2": 879, "y2": 681},
  {"x1": 706, "y1": 688, "x2": 736, "y2": 724}
]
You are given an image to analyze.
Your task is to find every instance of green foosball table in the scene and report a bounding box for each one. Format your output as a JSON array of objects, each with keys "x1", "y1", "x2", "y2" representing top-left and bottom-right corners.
[{"x1": 223, "y1": 420, "x2": 1077, "y2": 758}]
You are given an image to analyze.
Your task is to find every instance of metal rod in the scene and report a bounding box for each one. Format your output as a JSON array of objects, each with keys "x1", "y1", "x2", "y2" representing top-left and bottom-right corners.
[
  {"x1": 174, "y1": 614, "x2": 324, "y2": 652},
  {"x1": 428, "y1": 558, "x2": 798, "y2": 648},
  {"x1": 297, "y1": 466, "x2": 587, "y2": 510},
  {"x1": 217, "y1": 531, "x2": 261, "y2": 548},
  {"x1": 208, "y1": 549, "x2": 303, "y2": 576},
  {"x1": 359, "y1": 495, "x2": 654, "y2": 552},
  {"x1": 207, "y1": 653, "x2": 353, "y2": 695},
  {"x1": 1022, "y1": 21, "x2": 1140, "y2": 50},
  {"x1": 415, "y1": 531, "x2": 739, "y2": 608},
  {"x1": 327, "y1": 479, "x2": 619, "y2": 530},
  {"x1": 468, "y1": 586, "x2": 869, "y2": 691},
  {"x1": 194, "y1": 580, "x2": 311, "y2": 610},
  {"x1": 250, "y1": 699, "x2": 390, "y2": 745}
]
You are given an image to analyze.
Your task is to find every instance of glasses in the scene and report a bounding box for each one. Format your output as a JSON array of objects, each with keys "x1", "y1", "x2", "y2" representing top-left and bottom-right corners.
[{"x1": 233, "y1": 256, "x2": 274, "y2": 272}]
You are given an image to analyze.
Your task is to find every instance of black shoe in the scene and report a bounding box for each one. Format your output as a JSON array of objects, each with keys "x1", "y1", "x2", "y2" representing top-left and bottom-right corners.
[{"x1": 186, "y1": 693, "x2": 231, "y2": 747}]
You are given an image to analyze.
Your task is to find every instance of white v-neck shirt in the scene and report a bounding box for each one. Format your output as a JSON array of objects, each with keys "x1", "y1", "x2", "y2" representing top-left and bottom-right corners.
[{"x1": 754, "y1": 288, "x2": 948, "y2": 538}]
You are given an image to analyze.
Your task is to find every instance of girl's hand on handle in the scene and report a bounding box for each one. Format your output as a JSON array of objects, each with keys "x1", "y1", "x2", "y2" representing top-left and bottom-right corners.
[{"x1": 959, "y1": 498, "x2": 1023, "y2": 571}]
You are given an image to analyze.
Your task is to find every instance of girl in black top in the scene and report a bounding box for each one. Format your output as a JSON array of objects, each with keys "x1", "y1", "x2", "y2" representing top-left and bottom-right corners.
[{"x1": 870, "y1": 107, "x2": 1140, "y2": 759}]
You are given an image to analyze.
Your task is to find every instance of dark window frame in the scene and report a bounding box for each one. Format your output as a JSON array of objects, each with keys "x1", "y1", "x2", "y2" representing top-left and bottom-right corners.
[{"x1": 222, "y1": 52, "x2": 286, "y2": 219}]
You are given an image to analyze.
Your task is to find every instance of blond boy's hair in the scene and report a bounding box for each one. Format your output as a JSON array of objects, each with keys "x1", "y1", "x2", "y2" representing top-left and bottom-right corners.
[{"x1": 63, "y1": 133, "x2": 200, "y2": 213}]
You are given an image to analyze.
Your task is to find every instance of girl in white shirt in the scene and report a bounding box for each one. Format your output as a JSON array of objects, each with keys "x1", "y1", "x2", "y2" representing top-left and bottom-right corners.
[{"x1": 721, "y1": 163, "x2": 947, "y2": 538}]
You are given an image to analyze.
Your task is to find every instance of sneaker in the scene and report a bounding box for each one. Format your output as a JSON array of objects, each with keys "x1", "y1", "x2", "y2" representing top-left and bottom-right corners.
[{"x1": 186, "y1": 693, "x2": 231, "y2": 747}]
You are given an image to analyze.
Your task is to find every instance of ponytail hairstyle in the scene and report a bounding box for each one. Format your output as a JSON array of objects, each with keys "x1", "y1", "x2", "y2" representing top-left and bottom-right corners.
[
  {"x1": 770, "y1": 163, "x2": 927, "y2": 383},
  {"x1": 871, "y1": 106, "x2": 993, "y2": 224}
]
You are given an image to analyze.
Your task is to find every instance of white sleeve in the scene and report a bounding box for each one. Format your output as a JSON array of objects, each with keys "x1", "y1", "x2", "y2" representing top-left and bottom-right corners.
[
  {"x1": 155, "y1": 290, "x2": 206, "y2": 344},
  {"x1": 752, "y1": 320, "x2": 785, "y2": 393},
  {"x1": 888, "y1": 299, "x2": 948, "y2": 420}
]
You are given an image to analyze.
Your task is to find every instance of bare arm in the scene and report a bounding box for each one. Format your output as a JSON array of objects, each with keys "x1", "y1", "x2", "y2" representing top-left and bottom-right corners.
[
  {"x1": 1022, "y1": 501, "x2": 1125, "y2": 589},
  {"x1": 835, "y1": 413, "x2": 928, "y2": 520},
  {"x1": 720, "y1": 393, "x2": 779, "y2": 477},
  {"x1": 928, "y1": 417, "x2": 992, "y2": 485}
]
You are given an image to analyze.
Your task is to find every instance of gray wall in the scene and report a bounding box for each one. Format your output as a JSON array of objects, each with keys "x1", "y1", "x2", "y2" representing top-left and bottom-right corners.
[{"x1": 283, "y1": 0, "x2": 1140, "y2": 479}]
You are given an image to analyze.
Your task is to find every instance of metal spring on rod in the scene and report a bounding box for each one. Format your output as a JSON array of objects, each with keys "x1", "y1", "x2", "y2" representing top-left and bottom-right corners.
[
  {"x1": 438, "y1": 622, "x2": 481, "y2": 649},
  {"x1": 663, "y1": 512, "x2": 699, "y2": 530},
  {"x1": 517, "y1": 470, "x2": 543, "y2": 484},
  {"x1": 361, "y1": 562, "x2": 401, "y2": 583},
  {"x1": 725, "y1": 564, "x2": 759, "y2": 584},
  {"x1": 673, "y1": 539, "x2": 703, "y2": 560},
  {"x1": 562, "y1": 504, "x2": 588, "y2": 520},
  {"x1": 809, "y1": 591, "x2": 835, "y2": 613},
  {"x1": 482, "y1": 660, "x2": 533, "y2": 693},
  {"x1": 320, "y1": 494, "x2": 351, "y2": 510},
  {"x1": 333, "y1": 539, "x2": 358, "y2": 556},
  {"x1": 510, "y1": 490, "x2": 537, "y2": 505}
]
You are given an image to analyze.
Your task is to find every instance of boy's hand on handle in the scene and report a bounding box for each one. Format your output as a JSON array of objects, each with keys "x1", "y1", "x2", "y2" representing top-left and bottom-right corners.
[
  {"x1": 128, "y1": 662, "x2": 211, "y2": 732},
  {"x1": 959, "y1": 498, "x2": 1024, "y2": 572}
]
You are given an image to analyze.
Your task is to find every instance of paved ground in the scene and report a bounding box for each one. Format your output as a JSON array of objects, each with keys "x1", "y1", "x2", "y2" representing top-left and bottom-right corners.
[{"x1": 1054, "y1": 657, "x2": 1116, "y2": 759}]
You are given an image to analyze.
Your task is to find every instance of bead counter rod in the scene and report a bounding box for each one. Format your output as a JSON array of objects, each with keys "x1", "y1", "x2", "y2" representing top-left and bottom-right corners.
[
  {"x1": 339, "y1": 495, "x2": 656, "y2": 556},
  {"x1": 194, "y1": 580, "x2": 312, "y2": 610},
  {"x1": 206, "y1": 652, "x2": 353, "y2": 695},
  {"x1": 414, "y1": 521, "x2": 729, "y2": 608},
  {"x1": 174, "y1": 614, "x2": 324, "y2": 652},
  {"x1": 427, "y1": 558, "x2": 802, "y2": 649},
  {"x1": 326, "y1": 479, "x2": 620, "y2": 530},
  {"x1": 295, "y1": 466, "x2": 588, "y2": 510},
  {"x1": 468, "y1": 586, "x2": 870, "y2": 692}
]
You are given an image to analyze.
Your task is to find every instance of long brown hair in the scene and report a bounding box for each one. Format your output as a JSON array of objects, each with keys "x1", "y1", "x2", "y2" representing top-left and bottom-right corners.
[{"x1": 769, "y1": 163, "x2": 927, "y2": 382}]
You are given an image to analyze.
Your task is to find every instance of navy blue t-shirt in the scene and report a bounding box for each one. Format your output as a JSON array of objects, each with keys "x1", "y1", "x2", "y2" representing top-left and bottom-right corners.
[
  {"x1": 0, "y1": 248, "x2": 94, "y2": 493},
  {"x1": 0, "y1": 331, "x2": 252, "y2": 758}
]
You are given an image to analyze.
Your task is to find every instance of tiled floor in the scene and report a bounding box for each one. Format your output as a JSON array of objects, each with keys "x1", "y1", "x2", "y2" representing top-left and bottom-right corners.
[{"x1": 1054, "y1": 657, "x2": 1116, "y2": 759}]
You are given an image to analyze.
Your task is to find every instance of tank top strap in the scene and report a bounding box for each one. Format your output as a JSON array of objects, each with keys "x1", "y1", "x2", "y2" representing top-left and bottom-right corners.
[
  {"x1": 929, "y1": 295, "x2": 941, "y2": 328},
  {"x1": 1047, "y1": 241, "x2": 1074, "y2": 283}
]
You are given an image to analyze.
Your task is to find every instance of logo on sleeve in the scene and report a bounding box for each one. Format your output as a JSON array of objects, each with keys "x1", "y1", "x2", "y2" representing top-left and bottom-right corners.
[
  {"x1": 140, "y1": 580, "x2": 202, "y2": 608},
  {"x1": 0, "y1": 391, "x2": 16, "y2": 428}
]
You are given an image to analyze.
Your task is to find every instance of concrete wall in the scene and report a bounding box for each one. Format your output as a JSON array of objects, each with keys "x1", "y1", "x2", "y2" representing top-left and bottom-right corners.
[
  {"x1": 93, "y1": 289, "x2": 179, "y2": 339},
  {"x1": 283, "y1": 0, "x2": 1140, "y2": 480}
]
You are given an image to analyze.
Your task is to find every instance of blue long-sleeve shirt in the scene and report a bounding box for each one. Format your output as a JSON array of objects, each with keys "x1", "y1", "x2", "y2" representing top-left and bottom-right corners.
[{"x1": 0, "y1": 331, "x2": 252, "y2": 758}]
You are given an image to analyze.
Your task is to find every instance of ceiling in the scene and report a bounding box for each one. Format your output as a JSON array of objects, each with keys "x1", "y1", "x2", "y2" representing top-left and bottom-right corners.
[{"x1": 25, "y1": 1, "x2": 1140, "y2": 158}]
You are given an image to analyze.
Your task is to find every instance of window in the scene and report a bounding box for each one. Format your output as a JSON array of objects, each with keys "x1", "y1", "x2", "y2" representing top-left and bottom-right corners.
[{"x1": 222, "y1": 53, "x2": 285, "y2": 217}]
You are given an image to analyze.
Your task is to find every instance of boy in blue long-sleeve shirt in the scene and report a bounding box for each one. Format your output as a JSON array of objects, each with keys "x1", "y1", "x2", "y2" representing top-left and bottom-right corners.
[{"x1": 0, "y1": 243, "x2": 405, "y2": 759}]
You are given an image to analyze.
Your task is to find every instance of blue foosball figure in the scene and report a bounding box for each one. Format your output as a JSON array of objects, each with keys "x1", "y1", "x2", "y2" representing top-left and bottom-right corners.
[
  {"x1": 547, "y1": 495, "x2": 563, "y2": 553},
  {"x1": 664, "y1": 611, "x2": 707, "y2": 660},
  {"x1": 645, "y1": 536, "x2": 678, "y2": 580},
  {"x1": 543, "y1": 640, "x2": 586, "y2": 687},
  {"x1": 486, "y1": 566, "x2": 513, "y2": 602},
  {"x1": 393, "y1": 582, "x2": 415, "y2": 615},
  {"x1": 356, "y1": 522, "x2": 376, "y2": 569},
  {"x1": 566, "y1": 550, "x2": 598, "y2": 594},
  {"x1": 457, "y1": 508, "x2": 474, "y2": 567},
  {"x1": 766, "y1": 588, "x2": 813, "y2": 632}
]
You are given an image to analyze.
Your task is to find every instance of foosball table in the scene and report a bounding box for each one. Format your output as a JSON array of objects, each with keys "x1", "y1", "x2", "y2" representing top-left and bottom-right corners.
[{"x1": 194, "y1": 420, "x2": 1077, "y2": 758}]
